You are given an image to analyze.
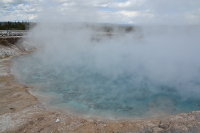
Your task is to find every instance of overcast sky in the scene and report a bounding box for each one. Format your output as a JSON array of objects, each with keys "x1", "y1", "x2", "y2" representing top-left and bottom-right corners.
[{"x1": 0, "y1": 0, "x2": 200, "y2": 24}]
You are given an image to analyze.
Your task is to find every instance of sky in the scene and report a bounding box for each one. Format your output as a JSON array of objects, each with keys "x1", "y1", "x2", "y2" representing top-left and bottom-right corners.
[{"x1": 0, "y1": 0, "x2": 200, "y2": 24}]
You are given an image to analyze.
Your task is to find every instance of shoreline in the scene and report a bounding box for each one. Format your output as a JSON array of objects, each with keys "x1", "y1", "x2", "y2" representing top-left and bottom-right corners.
[{"x1": 1, "y1": 51, "x2": 200, "y2": 132}]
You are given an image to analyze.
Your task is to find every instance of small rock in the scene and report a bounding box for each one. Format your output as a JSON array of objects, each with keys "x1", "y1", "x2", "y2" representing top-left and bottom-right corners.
[
  {"x1": 9, "y1": 107, "x2": 15, "y2": 112},
  {"x1": 159, "y1": 124, "x2": 169, "y2": 129},
  {"x1": 153, "y1": 127, "x2": 164, "y2": 132},
  {"x1": 138, "y1": 127, "x2": 153, "y2": 133},
  {"x1": 37, "y1": 117, "x2": 44, "y2": 121},
  {"x1": 29, "y1": 121, "x2": 34, "y2": 125},
  {"x1": 55, "y1": 118, "x2": 60, "y2": 123}
]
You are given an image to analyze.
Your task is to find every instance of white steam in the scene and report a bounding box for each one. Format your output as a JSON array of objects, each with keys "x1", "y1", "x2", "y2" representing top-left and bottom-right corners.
[
  {"x1": 16, "y1": 23, "x2": 200, "y2": 118},
  {"x1": 26, "y1": 23, "x2": 200, "y2": 99}
]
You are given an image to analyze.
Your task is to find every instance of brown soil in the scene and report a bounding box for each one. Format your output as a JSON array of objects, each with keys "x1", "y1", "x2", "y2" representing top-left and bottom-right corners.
[{"x1": 0, "y1": 37, "x2": 22, "y2": 46}]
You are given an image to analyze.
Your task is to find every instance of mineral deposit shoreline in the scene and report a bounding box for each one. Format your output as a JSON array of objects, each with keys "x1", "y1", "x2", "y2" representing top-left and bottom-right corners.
[{"x1": 1, "y1": 48, "x2": 200, "y2": 133}]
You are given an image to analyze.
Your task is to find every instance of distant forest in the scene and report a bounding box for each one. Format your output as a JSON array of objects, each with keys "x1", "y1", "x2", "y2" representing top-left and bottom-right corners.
[
  {"x1": 0, "y1": 21, "x2": 36, "y2": 30},
  {"x1": 0, "y1": 22, "x2": 135, "y2": 33}
]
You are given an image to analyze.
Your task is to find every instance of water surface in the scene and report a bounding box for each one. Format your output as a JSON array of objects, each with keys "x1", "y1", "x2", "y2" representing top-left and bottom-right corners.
[{"x1": 12, "y1": 52, "x2": 200, "y2": 119}]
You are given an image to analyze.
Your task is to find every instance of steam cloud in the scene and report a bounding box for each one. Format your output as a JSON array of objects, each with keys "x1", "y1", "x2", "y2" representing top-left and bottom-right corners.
[
  {"x1": 9, "y1": 0, "x2": 200, "y2": 119},
  {"x1": 13, "y1": 23, "x2": 200, "y2": 118},
  {"x1": 27, "y1": 23, "x2": 200, "y2": 97}
]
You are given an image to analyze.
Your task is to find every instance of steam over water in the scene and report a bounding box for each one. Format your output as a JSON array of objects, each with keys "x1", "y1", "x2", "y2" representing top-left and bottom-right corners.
[{"x1": 12, "y1": 24, "x2": 200, "y2": 119}]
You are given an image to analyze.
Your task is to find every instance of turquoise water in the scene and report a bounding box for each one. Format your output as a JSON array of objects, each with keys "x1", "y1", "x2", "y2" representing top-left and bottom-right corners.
[{"x1": 12, "y1": 53, "x2": 200, "y2": 119}]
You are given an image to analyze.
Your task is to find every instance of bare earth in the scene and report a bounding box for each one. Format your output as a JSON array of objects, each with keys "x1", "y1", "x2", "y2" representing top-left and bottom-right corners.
[{"x1": 1, "y1": 46, "x2": 200, "y2": 133}]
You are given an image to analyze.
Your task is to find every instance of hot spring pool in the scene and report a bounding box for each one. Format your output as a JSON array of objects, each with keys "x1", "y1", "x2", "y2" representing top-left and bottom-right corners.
[{"x1": 12, "y1": 53, "x2": 200, "y2": 119}]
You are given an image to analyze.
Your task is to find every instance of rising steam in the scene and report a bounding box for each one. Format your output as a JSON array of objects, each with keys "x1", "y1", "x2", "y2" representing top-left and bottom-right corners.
[
  {"x1": 10, "y1": 0, "x2": 200, "y2": 119},
  {"x1": 27, "y1": 23, "x2": 200, "y2": 97},
  {"x1": 13, "y1": 23, "x2": 200, "y2": 119}
]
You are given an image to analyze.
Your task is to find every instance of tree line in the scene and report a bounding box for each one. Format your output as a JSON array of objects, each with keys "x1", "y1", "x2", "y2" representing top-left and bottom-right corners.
[{"x1": 0, "y1": 21, "x2": 36, "y2": 30}]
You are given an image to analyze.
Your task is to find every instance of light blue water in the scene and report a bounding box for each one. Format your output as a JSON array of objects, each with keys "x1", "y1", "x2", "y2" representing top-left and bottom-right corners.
[{"x1": 12, "y1": 53, "x2": 200, "y2": 119}]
